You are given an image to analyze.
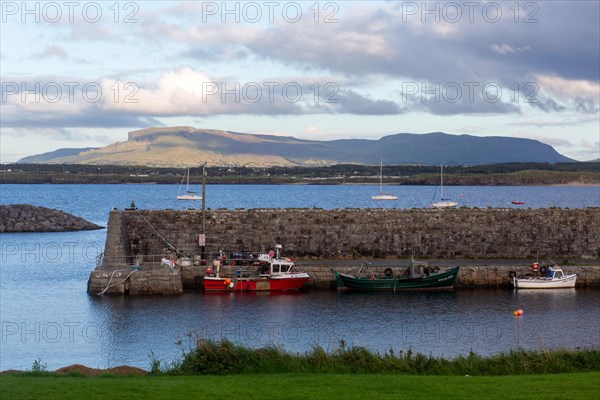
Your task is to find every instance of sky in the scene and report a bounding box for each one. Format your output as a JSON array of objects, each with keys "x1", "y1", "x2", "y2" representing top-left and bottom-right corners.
[{"x1": 1, "y1": 1, "x2": 599, "y2": 163}]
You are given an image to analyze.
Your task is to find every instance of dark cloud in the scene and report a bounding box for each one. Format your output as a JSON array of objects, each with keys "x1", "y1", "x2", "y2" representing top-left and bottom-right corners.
[
  {"x1": 161, "y1": 2, "x2": 599, "y2": 84},
  {"x1": 527, "y1": 97, "x2": 567, "y2": 113},
  {"x1": 336, "y1": 90, "x2": 403, "y2": 115},
  {"x1": 5, "y1": 2, "x2": 598, "y2": 123}
]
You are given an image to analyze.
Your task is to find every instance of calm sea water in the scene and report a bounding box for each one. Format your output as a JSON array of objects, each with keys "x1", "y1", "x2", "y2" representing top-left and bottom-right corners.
[{"x1": 1, "y1": 184, "x2": 599, "y2": 370}]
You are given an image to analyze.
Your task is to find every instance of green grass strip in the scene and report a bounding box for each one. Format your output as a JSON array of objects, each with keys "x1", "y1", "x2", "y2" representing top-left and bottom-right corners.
[{"x1": 2, "y1": 372, "x2": 599, "y2": 400}]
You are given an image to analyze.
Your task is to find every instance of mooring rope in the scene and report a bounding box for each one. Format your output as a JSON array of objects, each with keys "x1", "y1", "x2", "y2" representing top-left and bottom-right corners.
[
  {"x1": 134, "y1": 208, "x2": 182, "y2": 256},
  {"x1": 98, "y1": 268, "x2": 138, "y2": 295}
]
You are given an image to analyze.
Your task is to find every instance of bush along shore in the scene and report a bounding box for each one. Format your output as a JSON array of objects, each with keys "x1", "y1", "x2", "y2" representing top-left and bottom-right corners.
[
  {"x1": 0, "y1": 204, "x2": 103, "y2": 233},
  {"x1": 4, "y1": 341, "x2": 599, "y2": 377},
  {"x1": 143, "y1": 340, "x2": 600, "y2": 376}
]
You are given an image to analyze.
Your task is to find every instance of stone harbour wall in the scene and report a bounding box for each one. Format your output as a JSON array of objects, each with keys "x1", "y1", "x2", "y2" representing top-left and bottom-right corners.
[
  {"x1": 112, "y1": 207, "x2": 600, "y2": 260},
  {"x1": 88, "y1": 207, "x2": 600, "y2": 294}
]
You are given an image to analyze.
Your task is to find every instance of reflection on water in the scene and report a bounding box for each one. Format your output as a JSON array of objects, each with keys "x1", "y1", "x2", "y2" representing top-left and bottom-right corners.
[{"x1": 2, "y1": 282, "x2": 598, "y2": 370}]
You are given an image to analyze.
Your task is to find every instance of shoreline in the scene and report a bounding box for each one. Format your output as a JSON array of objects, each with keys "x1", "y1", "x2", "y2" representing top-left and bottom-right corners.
[
  {"x1": 3, "y1": 346, "x2": 599, "y2": 376},
  {"x1": 0, "y1": 181, "x2": 598, "y2": 186}
]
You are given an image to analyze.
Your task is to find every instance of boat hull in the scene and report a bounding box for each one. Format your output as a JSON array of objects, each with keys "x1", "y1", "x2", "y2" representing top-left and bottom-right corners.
[
  {"x1": 204, "y1": 274, "x2": 310, "y2": 291},
  {"x1": 513, "y1": 274, "x2": 577, "y2": 289},
  {"x1": 335, "y1": 267, "x2": 460, "y2": 291},
  {"x1": 431, "y1": 201, "x2": 458, "y2": 208},
  {"x1": 372, "y1": 194, "x2": 398, "y2": 201},
  {"x1": 177, "y1": 195, "x2": 202, "y2": 200}
]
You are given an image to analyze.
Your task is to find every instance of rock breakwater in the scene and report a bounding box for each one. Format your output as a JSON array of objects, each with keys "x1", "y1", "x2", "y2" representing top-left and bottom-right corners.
[{"x1": 0, "y1": 204, "x2": 103, "y2": 233}]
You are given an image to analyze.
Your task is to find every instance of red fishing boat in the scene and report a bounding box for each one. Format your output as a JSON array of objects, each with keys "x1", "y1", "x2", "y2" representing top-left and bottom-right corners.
[
  {"x1": 203, "y1": 245, "x2": 310, "y2": 292},
  {"x1": 511, "y1": 201, "x2": 525, "y2": 205}
]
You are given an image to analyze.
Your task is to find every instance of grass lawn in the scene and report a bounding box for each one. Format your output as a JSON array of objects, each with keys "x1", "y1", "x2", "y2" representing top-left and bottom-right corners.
[{"x1": 2, "y1": 372, "x2": 599, "y2": 400}]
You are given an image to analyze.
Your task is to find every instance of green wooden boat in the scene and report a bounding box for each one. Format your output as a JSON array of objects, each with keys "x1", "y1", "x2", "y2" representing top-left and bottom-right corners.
[{"x1": 335, "y1": 264, "x2": 460, "y2": 291}]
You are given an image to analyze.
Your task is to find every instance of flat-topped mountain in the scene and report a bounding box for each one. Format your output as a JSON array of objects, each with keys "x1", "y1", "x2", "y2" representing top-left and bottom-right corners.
[
  {"x1": 18, "y1": 147, "x2": 99, "y2": 163},
  {"x1": 17, "y1": 127, "x2": 573, "y2": 166}
]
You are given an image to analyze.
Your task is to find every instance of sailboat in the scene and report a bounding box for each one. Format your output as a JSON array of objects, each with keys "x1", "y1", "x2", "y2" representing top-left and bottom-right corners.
[
  {"x1": 431, "y1": 165, "x2": 457, "y2": 208},
  {"x1": 371, "y1": 159, "x2": 398, "y2": 201},
  {"x1": 177, "y1": 167, "x2": 202, "y2": 200}
]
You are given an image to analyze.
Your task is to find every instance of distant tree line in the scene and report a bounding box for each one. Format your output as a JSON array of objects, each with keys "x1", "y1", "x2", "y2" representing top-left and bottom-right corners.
[{"x1": 1, "y1": 162, "x2": 598, "y2": 185}]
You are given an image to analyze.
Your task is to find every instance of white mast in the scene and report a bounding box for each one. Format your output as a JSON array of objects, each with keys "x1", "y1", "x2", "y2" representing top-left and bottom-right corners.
[
  {"x1": 440, "y1": 165, "x2": 444, "y2": 199},
  {"x1": 379, "y1": 158, "x2": 383, "y2": 194},
  {"x1": 187, "y1": 167, "x2": 191, "y2": 193}
]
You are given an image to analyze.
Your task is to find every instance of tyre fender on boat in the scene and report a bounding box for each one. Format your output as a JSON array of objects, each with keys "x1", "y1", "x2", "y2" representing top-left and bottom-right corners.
[
  {"x1": 539, "y1": 266, "x2": 547, "y2": 275},
  {"x1": 384, "y1": 268, "x2": 393, "y2": 277},
  {"x1": 509, "y1": 271, "x2": 517, "y2": 278}
]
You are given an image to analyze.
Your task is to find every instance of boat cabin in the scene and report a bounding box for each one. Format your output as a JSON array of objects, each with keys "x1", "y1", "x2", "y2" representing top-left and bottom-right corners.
[
  {"x1": 546, "y1": 267, "x2": 565, "y2": 279},
  {"x1": 270, "y1": 259, "x2": 296, "y2": 275}
]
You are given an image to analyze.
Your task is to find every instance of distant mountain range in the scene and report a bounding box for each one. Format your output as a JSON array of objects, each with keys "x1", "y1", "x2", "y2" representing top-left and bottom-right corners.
[{"x1": 17, "y1": 127, "x2": 574, "y2": 166}]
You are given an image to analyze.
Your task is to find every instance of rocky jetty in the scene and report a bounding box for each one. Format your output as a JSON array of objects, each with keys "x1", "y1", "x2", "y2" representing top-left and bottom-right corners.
[{"x1": 0, "y1": 204, "x2": 103, "y2": 233}]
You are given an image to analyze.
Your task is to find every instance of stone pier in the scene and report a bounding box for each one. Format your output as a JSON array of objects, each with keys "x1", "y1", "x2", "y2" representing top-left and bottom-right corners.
[{"x1": 87, "y1": 207, "x2": 600, "y2": 294}]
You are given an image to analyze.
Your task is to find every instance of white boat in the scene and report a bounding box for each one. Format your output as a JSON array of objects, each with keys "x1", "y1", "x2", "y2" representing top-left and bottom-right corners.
[
  {"x1": 177, "y1": 167, "x2": 202, "y2": 200},
  {"x1": 512, "y1": 265, "x2": 577, "y2": 289},
  {"x1": 371, "y1": 159, "x2": 398, "y2": 201},
  {"x1": 431, "y1": 165, "x2": 457, "y2": 208}
]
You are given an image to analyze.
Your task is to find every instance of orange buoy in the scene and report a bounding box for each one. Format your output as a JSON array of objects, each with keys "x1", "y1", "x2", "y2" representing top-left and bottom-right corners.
[{"x1": 513, "y1": 310, "x2": 519, "y2": 316}]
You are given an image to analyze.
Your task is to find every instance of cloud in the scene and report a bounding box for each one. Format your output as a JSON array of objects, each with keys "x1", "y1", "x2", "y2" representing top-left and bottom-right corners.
[
  {"x1": 535, "y1": 74, "x2": 600, "y2": 100},
  {"x1": 336, "y1": 90, "x2": 403, "y2": 115},
  {"x1": 3, "y1": 2, "x2": 599, "y2": 130},
  {"x1": 32, "y1": 45, "x2": 68, "y2": 60},
  {"x1": 2, "y1": 112, "x2": 163, "y2": 129},
  {"x1": 1, "y1": 67, "x2": 407, "y2": 125},
  {"x1": 458, "y1": 126, "x2": 483, "y2": 134},
  {"x1": 572, "y1": 139, "x2": 600, "y2": 161},
  {"x1": 512, "y1": 133, "x2": 573, "y2": 148},
  {"x1": 527, "y1": 97, "x2": 567, "y2": 113},
  {"x1": 1, "y1": 127, "x2": 117, "y2": 144},
  {"x1": 574, "y1": 98, "x2": 599, "y2": 114},
  {"x1": 490, "y1": 44, "x2": 531, "y2": 55},
  {"x1": 122, "y1": 2, "x2": 598, "y2": 118},
  {"x1": 144, "y1": 2, "x2": 599, "y2": 84},
  {"x1": 509, "y1": 115, "x2": 599, "y2": 128}
]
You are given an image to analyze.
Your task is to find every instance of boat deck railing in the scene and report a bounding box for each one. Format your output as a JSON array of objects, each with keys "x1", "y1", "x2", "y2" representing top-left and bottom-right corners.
[{"x1": 98, "y1": 250, "x2": 278, "y2": 270}]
